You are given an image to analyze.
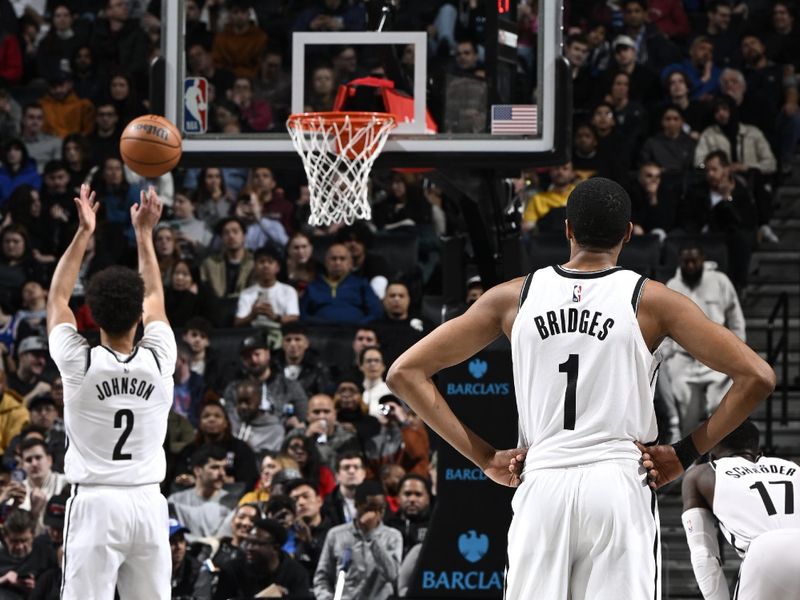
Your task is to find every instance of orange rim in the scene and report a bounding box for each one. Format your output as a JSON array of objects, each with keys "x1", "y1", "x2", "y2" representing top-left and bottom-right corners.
[{"x1": 287, "y1": 111, "x2": 396, "y2": 132}]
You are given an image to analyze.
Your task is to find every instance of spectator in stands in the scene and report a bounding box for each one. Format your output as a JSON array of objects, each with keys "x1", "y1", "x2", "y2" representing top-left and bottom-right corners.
[
  {"x1": 248, "y1": 168, "x2": 294, "y2": 235},
  {"x1": 154, "y1": 225, "x2": 181, "y2": 286},
  {"x1": 366, "y1": 394, "x2": 430, "y2": 479},
  {"x1": 228, "y1": 76, "x2": 273, "y2": 132},
  {"x1": 25, "y1": 394, "x2": 65, "y2": 472},
  {"x1": 704, "y1": 0, "x2": 741, "y2": 68},
  {"x1": 90, "y1": 0, "x2": 149, "y2": 90},
  {"x1": 300, "y1": 244, "x2": 382, "y2": 325},
  {"x1": 165, "y1": 260, "x2": 215, "y2": 329},
  {"x1": 0, "y1": 370, "x2": 28, "y2": 454},
  {"x1": 272, "y1": 321, "x2": 334, "y2": 397},
  {"x1": 232, "y1": 192, "x2": 288, "y2": 251},
  {"x1": 187, "y1": 41, "x2": 235, "y2": 100},
  {"x1": 694, "y1": 95, "x2": 777, "y2": 176},
  {"x1": 234, "y1": 245, "x2": 298, "y2": 335},
  {"x1": 193, "y1": 167, "x2": 232, "y2": 228},
  {"x1": 223, "y1": 334, "x2": 308, "y2": 437},
  {"x1": 359, "y1": 347, "x2": 392, "y2": 418},
  {"x1": 304, "y1": 64, "x2": 337, "y2": 113},
  {"x1": 281, "y1": 432, "x2": 336, "y2": 499},
  {"x1": 522, "y1": 162, "x2": 578, "y2": 233},
  {"x1": 181, "y1": 317, "x2": 224, "y2": 392},
  {"x1": 640, "y1": 105, "x2": 697, "y2": 173},
  {"x1": 661, "y1": 242, "x2": 746, "y2": 437},
  {"x1": 335, "y1": 327, "x2": 380, "y2": 384},
  {"x1": 765, "y1": 1, "x2": 800, "y2": 71},
  {"x1": 630, "y1": 162, "x2": 679, "y2": 239},
  {"x1": 0, "y1": 89, "x2": 20, "y2": 141},
  {"x1": 449, "y1": 39, "x2": 483, "y2": 78},
  {"x1": 337, "y1": 222, "x2": 390, "y2": 300},
  {"x1": 167, "y1": 190, "x2": 213, "y2": 256},
  {"x1": 173, "y1": 401, "x2": 259, "y2": 491},
  {"x1": 571, "y1": 123, "x2": 622, "y2": 182},
  {"x1": 0, "y1": 17, "x2": 22, "y2": 86},
  {"x1": 647, "y1": 0, "x2": 690, "y2": 39},
  {"x1": 39, "y1": 70, "x2": 94, "y2": 138},
  {"x1": 29, "y1": 492, "x2": 66, "y2": 597},
  {"x1": 373, "y1": 173, "x2": 432, "y2": 232},
  {"x1": 6, "y1": 336, "x2": 49, "y2": 403},
  {"x1": 239, "y1": 452, "x2": 293, "y2": 506},
  {"x1": 256, "y1": 48, "x2": 291, "y2": 123},
  {"x1": 212, "y1": 0, "x2": 267, "y2": 79},
  {"x1": 659, "y1": 70, "x2": 709, "y2": 138},
  {"x1": 5, "y1": 187, "x2": 52, "y2": 259},
  {"x1": 661, "y1": 36, "x2": 721, "y2": 102},
  {"x1": 303, "y1": 394, "x2": 358, "y2": 471},
  {"x1": 333, "y1": 379, "x2": 380, "y2": 454},
  {"x1": 285, "y1": 232, "x2": 318, "y2": 297},
  {"x1": 172, "y1": 342, "x2": 204, "y2": 428},
  {"x1": 35, "y1": 4, "x2": 85, "y2": 82},
  {"x1": 386, "y1": 474, "x2": 432, "y2": 557},
  {"x1": 373, "y1": 281, "x2": 431, "y2": 368},
  {"x1": 286, "y1": 478, "x2": 333, "y2": 576},
  {"x1": 679, "y1": 150, "x2": 757, "y2": 289},
  {"x1": 323, "y1": 451, "x2": 366, "y2": 526},
  {"x1": 332, "y1": 45, "x2": 359, "y2": 86},
  {"x1": 0, "y1": 509, "x2": 51, "y2": 595},
  {"x1": 294, "y1": 0, "x2": 367, "y2": 32},
  {"x1": 605, "y1": 70, "x2": 648, "y2": 152},
  {"x1": 169, "y1": 444, "x2": 234, "y2": 538},
  {"x1": 313, "y1": 480, "x2": 401, "y2": 600},
  {"x1": 565, "y1": 34, "x2": 593, "y2": 111},
  {"x1": 200, "y1": 217, "x2": 254, "y2": 302},
  {"x1": 169, "y1": 519, "x2": 206, "y2": 599},
  {"x1": 91, "y1": 156, "x2": 137, "y2": 249},
  {"x1": 226, "y1": 378, "x2": 287, "y2": 453},
  {"x1": 0, "y1": 139, "x2": 40, "y2": 206},
  {"x1": 69, "y1": 44, "x2": 102, "y2": 102},
  {"x1": 616, "y1": 0, "x2": 680, "y2": 71},
  {"x1": 466, "y1": 275, "x2": 484, "y2": 306},
  {"x1": 604, "y1": 35, "x2": 658, "y2": 109},
  {"x1": 214, "y1": 518, "x2": 311, "y2": 600},
  {"x1": 212, "y1": 502, "x2": 260, "y2": 570},
  {"x1": 19, "y1": 438, "x2": 66, "y2": 532},
  {"x1": 740, "y1": 32, "x2": 800, "y2": 173},
  {"x1": 590, "y1": 101, "x2": 633, "y2": 175},
  {"x1": 19, "y1": 104, "x2": 59, "y2": 174},
  {"x1": 87, "y1": 101, "x2": 120, "y2": 168},
  {"x1": 719, "y1": 68, "x2": 773, "y2": 146},
  {"x1": 61, "y1": 134, "x2": 91, "y2": 193},
  {"x1": 0, "y1": 225, "x2": 49, "y2": 313},
  {"x1": 380, "y1": 464, "x2": 405, "y2": 515}
]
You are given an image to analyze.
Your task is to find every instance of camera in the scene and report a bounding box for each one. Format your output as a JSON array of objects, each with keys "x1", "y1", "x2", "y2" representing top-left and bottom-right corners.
[{"x1": 380, "y1": 403, "x2": 393, "y2": 417}]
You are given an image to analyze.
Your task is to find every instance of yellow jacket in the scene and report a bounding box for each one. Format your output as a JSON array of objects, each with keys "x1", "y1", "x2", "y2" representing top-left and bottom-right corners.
[
  {"x1": 523, "y1": 184, "x2": 577, "y2": 225},
  {"x1": 0, "y1": 390, "x2": 29, "y2": 454}
]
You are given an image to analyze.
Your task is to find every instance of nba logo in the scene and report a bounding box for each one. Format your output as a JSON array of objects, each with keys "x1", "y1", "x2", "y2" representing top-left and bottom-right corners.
[
  {"x1": 572, "y1": 285, "x2": 582, "y2": 302},
  {"x1": 183, "y1": 77, "x2": 208, "y2": 134}
]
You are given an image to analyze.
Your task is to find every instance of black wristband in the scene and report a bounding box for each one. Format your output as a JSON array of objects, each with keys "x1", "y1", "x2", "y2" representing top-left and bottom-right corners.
[{"x1": 671, "y1": 435, "x2": 701, "y2": 470}]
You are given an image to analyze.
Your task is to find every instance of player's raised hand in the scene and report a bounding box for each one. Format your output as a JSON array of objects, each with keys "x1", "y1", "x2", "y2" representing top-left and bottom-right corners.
[
  {"x1": 131, "y1": 185, "x2": 164, "y2": 233},
  {"x1": 636, "y1": 441, "x2": 684, "y2": 490},
  {"x1": 73, "y1": 183, "x2": 98, "y2": 233},
  {"x1": 484, "y1": 447, "x2": 528, "y2": 488}
]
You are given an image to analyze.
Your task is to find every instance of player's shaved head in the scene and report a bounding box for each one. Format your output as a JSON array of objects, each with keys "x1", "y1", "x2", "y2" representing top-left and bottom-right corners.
[
  {"x1": 566, "y1": 177, "x2": 631, "y2": 249},
  {"x1": 86, "y1": 266, "x2": 144, "y2": 335}
]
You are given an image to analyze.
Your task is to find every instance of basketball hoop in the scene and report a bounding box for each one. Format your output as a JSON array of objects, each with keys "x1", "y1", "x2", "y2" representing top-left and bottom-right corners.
[{"x1": 287, "y1": 111, "x2": 396, "y2": 226}]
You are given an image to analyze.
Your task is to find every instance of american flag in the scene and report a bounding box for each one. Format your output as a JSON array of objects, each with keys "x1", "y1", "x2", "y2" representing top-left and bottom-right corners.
[{"x1": 490, "y1": 105, "x2": 538, "y2": 135}]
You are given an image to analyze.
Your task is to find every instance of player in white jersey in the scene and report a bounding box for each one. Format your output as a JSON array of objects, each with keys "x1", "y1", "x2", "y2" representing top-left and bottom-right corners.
[
  {"x1": 46, "y1": 184, "x2": 176, "y2": 599},
  {"x1": 387, "y1": 177, "x2": 775, "y2": 599},
  {"x1": 681, "y1": 419, "x2": 800, "y2": 600}
]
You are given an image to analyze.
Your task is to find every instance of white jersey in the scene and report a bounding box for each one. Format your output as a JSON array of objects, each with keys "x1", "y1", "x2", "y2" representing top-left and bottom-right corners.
[
  {"x1": 49, "y1": 322, "x2": 177, "y2": 486},
  {"x1": 511, "y1": 266, "x2": 659, "y2": 473},
  {"x1": 712, "y1": 455, "x2": 800, "y2": 557}
]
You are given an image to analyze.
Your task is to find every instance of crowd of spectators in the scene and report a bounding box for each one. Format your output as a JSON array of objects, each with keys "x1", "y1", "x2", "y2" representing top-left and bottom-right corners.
[{"x1": 0, "y1": 0, "x2": 794, "y2": 598}]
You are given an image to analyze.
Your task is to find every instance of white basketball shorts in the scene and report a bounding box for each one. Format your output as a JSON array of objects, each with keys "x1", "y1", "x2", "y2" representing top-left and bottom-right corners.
[
  {"x1": 734, "y1": 528, "x2": 800, "y2": 600},
  {"x1": 61, "y1": 483, "x2": 170, "y2": 600},
  {"x1": 505, "y1": 459, "x2": 660, "y2": 600}
]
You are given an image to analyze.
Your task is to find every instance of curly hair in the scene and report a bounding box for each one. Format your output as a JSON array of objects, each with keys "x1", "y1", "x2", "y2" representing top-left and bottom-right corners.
[{"x1": 85, "y1": 266, "x2": 144, "y2": 335}]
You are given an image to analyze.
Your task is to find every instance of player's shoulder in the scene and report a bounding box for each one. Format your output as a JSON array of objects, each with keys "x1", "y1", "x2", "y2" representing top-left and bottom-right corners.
[{"x1": 682, "y1": 462, "x2": 716, "y2": 509}]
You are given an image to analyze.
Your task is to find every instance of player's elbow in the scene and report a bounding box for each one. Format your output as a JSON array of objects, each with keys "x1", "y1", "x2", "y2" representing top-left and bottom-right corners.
[
  {"x1": 386, "y1": 359, "x2": 415, "y2": 396},
  {"x1": 748, "y1": 362, "x2": 776, "y2": 398}
]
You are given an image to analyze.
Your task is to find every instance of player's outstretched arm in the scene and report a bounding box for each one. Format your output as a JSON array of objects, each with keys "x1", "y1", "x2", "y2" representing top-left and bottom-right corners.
[
  {"x1": 387, "y1": 279, "x2": 528, "y2": 487},
  {"x1": 47, "y1": 184, "x2": 98, "y2": 334},
  {"x1": 131, "y1": 186, "x2": 168, "y2": 325},
  {"x1": 638, "y1": 282, "x2": 775, "y2": 488}
]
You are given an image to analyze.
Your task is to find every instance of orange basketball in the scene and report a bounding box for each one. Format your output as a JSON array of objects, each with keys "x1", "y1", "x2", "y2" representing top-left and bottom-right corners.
[{"x1": 120, "y1": 115, "x2": 182, "y2": 178}]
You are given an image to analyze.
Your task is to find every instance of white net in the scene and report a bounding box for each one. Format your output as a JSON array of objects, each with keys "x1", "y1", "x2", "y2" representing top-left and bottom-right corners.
[{"x1": 287, "y1": 112, "x2": 396, "y2": 226}]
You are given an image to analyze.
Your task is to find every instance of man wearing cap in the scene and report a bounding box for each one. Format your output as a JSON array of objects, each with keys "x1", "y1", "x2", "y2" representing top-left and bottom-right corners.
[
  {"x1": 272, "y1": 321, "x2": 335, "y2": 397},
  {"x1": 169, "y1": 519, "x2": 209, "y2": 600},
  {"x1": 617, "y1": 0, "x2": 680, "y2": 71},
  {"x1": 19, "y1": 438, "x2": 67, "y2": 534},
  {"x1": 602, "y1": 34, "x2": 661, "y2": 106},
  {"x1": 661, "y1": 36, "x2": 722, "y2": 101},
  {"x1": 6, "y1": 337, "x2": 51, "y2": 406},
  {"x1": 223, "y1": 333, "x2": 307, "y2": 445},
  {"x1": 200, "y1": 217, "x2": 255, "y2": 302},
  {"x1": 313, "y1": 480, "x2": 402, "y2": 600},
  {"x1": 39, "y1": 70, "x2": 95, "y2": 138},
  {"x1": 214, "y1": 518, "x2": 311, "y2": 599}
]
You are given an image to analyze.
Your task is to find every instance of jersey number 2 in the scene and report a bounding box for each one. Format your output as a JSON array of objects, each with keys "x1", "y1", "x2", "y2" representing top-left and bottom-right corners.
[
  {"x1": 559, "y1": 354, "x2": 579, "y2": 430},
  {"x1": 113, "y1": 409, "x2": 134, "y2": 461},
  {"x1": 750, "y1": 480, "x2": 795, "y2": 515}
]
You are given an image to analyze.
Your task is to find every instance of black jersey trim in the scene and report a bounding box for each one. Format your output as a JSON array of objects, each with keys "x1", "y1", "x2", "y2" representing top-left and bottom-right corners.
[
  {"x1": 649, "y1": 362, "x2": 661, "y2": 388},
  {"x1": 710, "y1": 460, "x2": 717, "y2": 471},
  {"x1": 84, "y1": 347, "x2": 91, "y2": 375},
  {"x1": 60, "y1": 484, "x2": 78, "y2": 598},
  {"x1": 100, "y1": 345, "x2": 140, "y2": 364},
  {"x1": 552, "y1": 265, "x2": 623, "y2": 279},
  {"x1": 145, "y1": 347, "x2": 161, "y2": 374},
  {"x1": 631, "y1": 276, "x2": 648, "y2": 315},
  {"x1": 518, "y1": 273, "x2": 533, "y2": 309},
  {"x1": 733, "y1": 568, "x2": 741, "y2": 599},
  {"x1": 650, "y1": 489, "x2": 659, "y2": 600}
]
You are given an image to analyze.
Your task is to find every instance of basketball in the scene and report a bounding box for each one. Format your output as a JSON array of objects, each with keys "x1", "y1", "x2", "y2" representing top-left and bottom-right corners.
[{"x1": 120, "y1": 115, "x2": 182, "y2": 178}]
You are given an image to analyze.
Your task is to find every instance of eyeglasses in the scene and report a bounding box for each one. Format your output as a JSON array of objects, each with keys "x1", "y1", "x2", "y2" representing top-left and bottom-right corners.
[{"x1": 287, "y1": 444, "x2": 306, "y2": 452}]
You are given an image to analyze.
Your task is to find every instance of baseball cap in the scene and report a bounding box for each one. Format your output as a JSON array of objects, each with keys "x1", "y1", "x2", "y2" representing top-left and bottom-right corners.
[
  {"x1": 612, "y1": 35, "x2": 636, "y2": 50},
  {"x1": 44, "y1": 493, "x2": 68, "y2": 529},
  {"x1": 28, "y1": 394, "x2": 57, "y2": 412},
  {"x1": 240, "y1": 334, "x2": 269, "y2": 354},
  {"x1": 47, "y1": 69, "x2": 71, "y2": 85},
  {"x1": 18, "y1": 336, "x2": 47, "y2": 355},
  {"x1": 466, "y1": 275, "x2": 483, "y2": 289},
  {"x1": 169, "y1": 518, "x2": 190, "y2": 538}
]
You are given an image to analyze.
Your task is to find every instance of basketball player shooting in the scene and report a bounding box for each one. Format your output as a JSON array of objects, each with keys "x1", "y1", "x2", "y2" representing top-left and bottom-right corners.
[
  {"x1": 386, "y1": 178, "x2": 775, "y2": 599},
  {"x1": 47, "y1": 184, "x2": 176, "y2": 599}
]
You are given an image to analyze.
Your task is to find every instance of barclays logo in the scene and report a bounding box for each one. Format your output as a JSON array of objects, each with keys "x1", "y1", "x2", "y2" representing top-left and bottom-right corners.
[
  {"x1": 458, "y1": 530, "x2": 489, "y2": 563},
  {"x1": 468, "y1": 358, "x2": 488, "y2": 379}
]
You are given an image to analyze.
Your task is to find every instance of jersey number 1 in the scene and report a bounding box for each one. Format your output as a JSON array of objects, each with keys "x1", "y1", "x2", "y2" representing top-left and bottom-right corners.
[
  {"x1": 113, "y1": 409, "x2": 134, "y2": 461},
  {"x1": 559, "y1": 354, "x2": 579, "y2": 430}
]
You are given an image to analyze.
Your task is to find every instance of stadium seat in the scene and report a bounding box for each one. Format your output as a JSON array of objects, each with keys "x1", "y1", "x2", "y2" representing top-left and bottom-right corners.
[
  {"x1": 618, "y1": 235, "x2": 661, "y2": 277},
  {"x1": 525, "y1": 232, "x2": 570, "y2": 271}
]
